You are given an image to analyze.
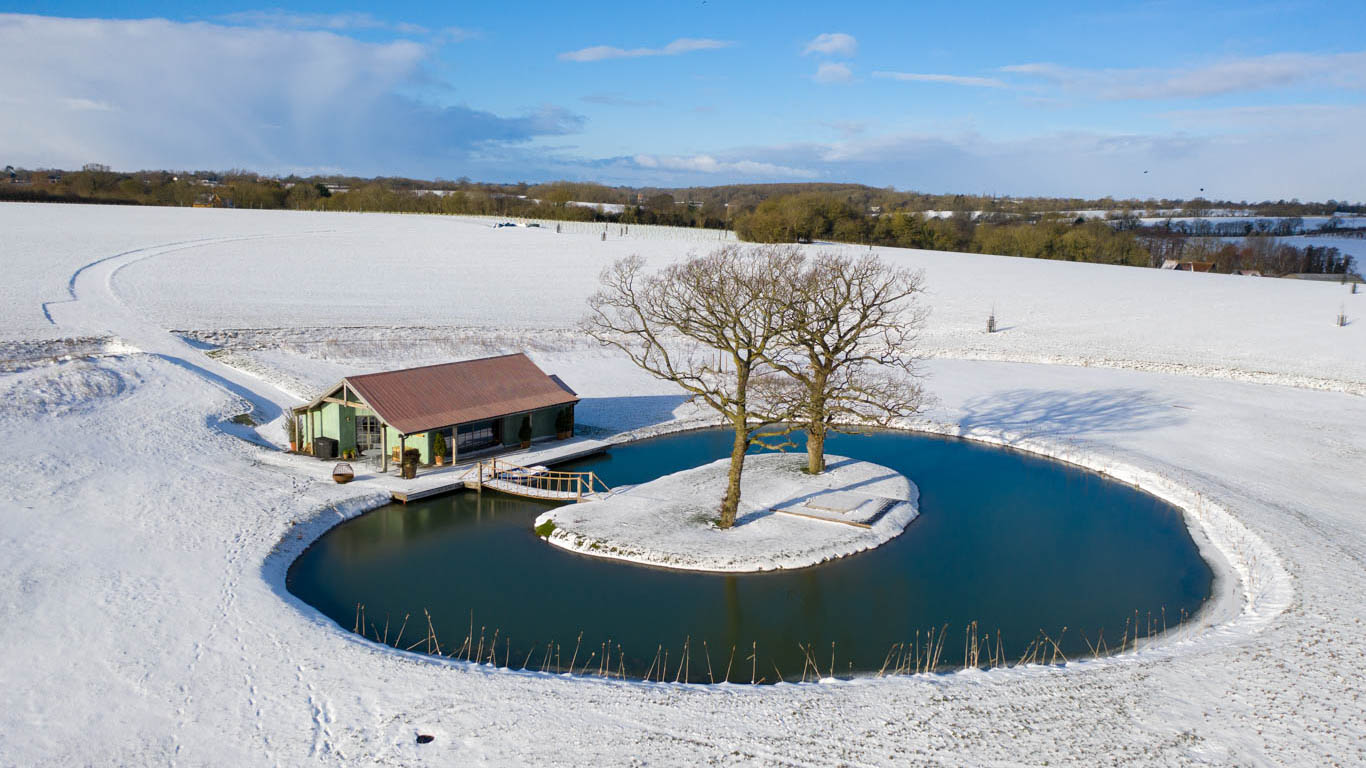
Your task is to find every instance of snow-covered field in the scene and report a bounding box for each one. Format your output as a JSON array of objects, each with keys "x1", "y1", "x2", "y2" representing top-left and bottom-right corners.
[
  {"x1": 537, "y1": 453, "x2": 918, "y2": 572},
  {"x1": 2, "y1": 201, "x2": 1366, "y2": 765}
]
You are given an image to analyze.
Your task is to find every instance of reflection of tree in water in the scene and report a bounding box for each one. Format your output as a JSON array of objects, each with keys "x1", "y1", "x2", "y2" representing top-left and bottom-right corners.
[
  {"x1": 337, "y1": 492, "x2": 547, "y2": 560},
  {"x1": 958, "y1": 388, "x2": 1186, "y2": 443}
]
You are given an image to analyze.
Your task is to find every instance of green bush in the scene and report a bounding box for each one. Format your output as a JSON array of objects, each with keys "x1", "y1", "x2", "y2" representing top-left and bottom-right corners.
[{"x1": 518, "y1": 415, "x2": 532, "y2": 442}]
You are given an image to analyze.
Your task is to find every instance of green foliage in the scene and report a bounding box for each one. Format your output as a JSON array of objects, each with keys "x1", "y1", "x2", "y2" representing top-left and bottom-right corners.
[
  {"x1": 432, "y1": 432, "x2": 446, "y2": 458},
  {"x1": 533, "y1": 520, "x2": 557, "y2": 538},
  {"x1": 555, "y1": 407, "x2": 573, "y2": 433},
  {"x1": 518, "y1": 415, "x2": 533, "y2": 442}
]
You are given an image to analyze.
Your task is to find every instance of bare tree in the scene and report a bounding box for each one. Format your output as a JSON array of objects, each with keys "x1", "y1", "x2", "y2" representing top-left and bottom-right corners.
[
  {"x1": 582, "y1": 246, "x2": 802, "y2": 528},
  {"x1": 769, "y1": 252, "x2": 929, "y2": 474}
]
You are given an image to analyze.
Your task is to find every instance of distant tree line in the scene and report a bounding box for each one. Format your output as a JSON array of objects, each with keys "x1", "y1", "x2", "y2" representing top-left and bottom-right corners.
[
  {"x1": 1140, "y1": 233, "x2": 1355, "y2": 275},
  {"x1": 734, "y1": 193, "x2": 1151, "y2": 266},
  {"x1": 1, "y1": 165, "x2": 1358, "y2": 275}
]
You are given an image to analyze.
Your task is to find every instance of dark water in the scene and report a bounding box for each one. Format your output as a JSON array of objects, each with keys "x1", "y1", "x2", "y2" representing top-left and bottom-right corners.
[{"x1": 288, "y1": 429, "x2": 1212, "y2": 681}]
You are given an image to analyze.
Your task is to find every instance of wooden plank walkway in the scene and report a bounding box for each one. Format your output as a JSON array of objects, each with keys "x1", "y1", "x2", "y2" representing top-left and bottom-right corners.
[
  {"x1": 462, "y1": 458, "x2": 611, "y2": 503},
  {"x1": 379, "y1": 438, "x2": 610, "y2": 503}
]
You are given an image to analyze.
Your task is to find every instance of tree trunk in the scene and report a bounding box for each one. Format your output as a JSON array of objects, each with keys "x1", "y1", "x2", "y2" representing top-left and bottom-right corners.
[
  {"x1": 806, "y1": 423, "x2": 826, "y2": 474},
  {"x1": 717, "y1": 415, "x2": 748, "y2": 529},
  {"x1": 806, "y1": 370, "x2": 828, "y2": 474}
]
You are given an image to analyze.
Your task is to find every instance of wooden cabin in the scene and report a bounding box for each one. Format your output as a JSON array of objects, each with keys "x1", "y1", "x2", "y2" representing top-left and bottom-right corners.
[{"x1": 294, "y1": 353, "x2": 577, "y2": 472}]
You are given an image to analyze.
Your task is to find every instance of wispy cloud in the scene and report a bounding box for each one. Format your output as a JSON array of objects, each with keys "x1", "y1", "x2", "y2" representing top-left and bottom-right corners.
[
  {"x1": 872, "y1": 71, "x2": 1007, "y2": 88},
  {"x1": 1003, "y1": 52, "x2": 1366, "y2": 99},
  {"x1": 631, "y1": 153, "x2": 815, "y2": 178},
  {"x1": 217, "y1": 10, "x2": 475, "y2": 43},
  {"x1": 558, "y1": 38, "x2": 732, "y2": 63},
  {"x1": 658, "y1": 123, "x2": 1365, "y2": 200},
  {"x1": 803, "y1": 32, "x2": 857, "y2": 58},
  {"x1": 814, "y1": 62, "x2": 853, "y2": 84},
  {"x1": 580, "y1": 93, "x2": 660, "y2": 107}
]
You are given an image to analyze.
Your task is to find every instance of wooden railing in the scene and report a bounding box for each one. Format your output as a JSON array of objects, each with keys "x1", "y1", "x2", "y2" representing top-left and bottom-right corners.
[{"x1": 466, "y1": 458, "x2": 611, "y2": 502}]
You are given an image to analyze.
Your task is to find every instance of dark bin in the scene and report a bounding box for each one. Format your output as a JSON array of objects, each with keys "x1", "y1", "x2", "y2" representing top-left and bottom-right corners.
[{"x1": 314, "y1": 436, "x2": 338, "y2": 459}]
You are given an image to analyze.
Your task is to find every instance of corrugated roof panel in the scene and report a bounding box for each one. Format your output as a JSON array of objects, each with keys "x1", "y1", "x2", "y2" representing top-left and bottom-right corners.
[{"x1": 344, "y1": 353, "x2": 577, "y2": 435}]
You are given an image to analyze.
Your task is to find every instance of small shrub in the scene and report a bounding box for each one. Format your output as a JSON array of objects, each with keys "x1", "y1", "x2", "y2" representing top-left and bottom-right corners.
[
  {"x1": 534, "y1": 520, "x2": 557, "y2": 538},
  {"x1": 555, "y1": 407, "x2": 573, "y2": 434},
  {"x1": 432, "y1": 432, "x2": 447, "y2": 458},
  {"x1": 518, "y1": 415, "x2": 532, "y2": 443}
]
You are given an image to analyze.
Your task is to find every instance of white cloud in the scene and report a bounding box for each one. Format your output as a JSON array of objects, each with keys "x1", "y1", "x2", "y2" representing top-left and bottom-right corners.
[
  {"x1": 814, "y1": 62, "x2": 853, "y2": 84},
  {"x1": 631, "y1": 154, "x2": 815, "y2": 178},
  {"x1": 217, "y1": 10, "x2": 475, "y2": 44},
  {"x1": 558, "y1": 38, "x2": 732, "y2": 63},
  {"x1": 1002, "y1": 52, "x2": 1366, "y2": 99},
  {"x1": 59, "y1": 97, "x2": 116, "y2": 112},
  {"x1": 872, "y1": 71, "x2": 1007, "y2": 88},
  {"x1": 218, "y1": 10, "x2": 424, "y2": 35},
  {"x1": 0, "y1": 14, "x2": 578, "y2": 174},
  {"x1": 803, "y1": 32, "x2": 857, "y2": 58}
]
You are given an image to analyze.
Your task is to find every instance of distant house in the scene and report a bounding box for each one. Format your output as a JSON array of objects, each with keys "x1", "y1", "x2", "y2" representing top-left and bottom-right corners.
[
  {"x1": 293, "y1": 353, "x2": 578, "y2": 471},
  {"x1": 1160, "y1": 259, "x2": 1215, "y2": 272}
]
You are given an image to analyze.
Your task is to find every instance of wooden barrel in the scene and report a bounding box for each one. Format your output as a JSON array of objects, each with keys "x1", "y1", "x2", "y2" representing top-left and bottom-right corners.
[{"x1": 332, "y1": 462, "x2": 355, "y2": 484}]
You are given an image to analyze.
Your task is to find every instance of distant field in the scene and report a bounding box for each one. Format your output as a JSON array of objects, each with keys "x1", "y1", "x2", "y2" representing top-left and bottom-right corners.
[{"x1": 4, "y1": 202, "x2": 1362, "y2": 390}]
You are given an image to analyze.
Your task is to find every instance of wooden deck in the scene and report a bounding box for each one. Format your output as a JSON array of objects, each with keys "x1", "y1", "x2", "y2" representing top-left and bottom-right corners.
[{"x1": 367, "y1": 438, "x2": 611, "y2": 503}]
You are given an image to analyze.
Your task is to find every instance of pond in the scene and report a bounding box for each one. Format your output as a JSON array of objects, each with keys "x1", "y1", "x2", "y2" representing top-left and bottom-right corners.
[{"x1": 287, "y1": 428, "x2": 1213, "y2": 682}]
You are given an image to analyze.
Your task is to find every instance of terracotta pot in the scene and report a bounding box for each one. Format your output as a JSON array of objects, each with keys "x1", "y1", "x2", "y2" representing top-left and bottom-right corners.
[
  {"x1": 435, "y1": 456, "x2": 445, "y2": 467},
  {"x1": 520, "y1": 440, "x2": 531, "y2": 449},
  {"x1": 289, "y1": 442, "x2": 297, "y2": 452}
]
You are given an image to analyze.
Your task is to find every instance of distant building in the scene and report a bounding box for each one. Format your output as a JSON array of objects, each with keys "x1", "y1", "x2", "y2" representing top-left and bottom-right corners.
[{"x1": 1160, "y1": 259, "x2": 1215, "y2": 272}]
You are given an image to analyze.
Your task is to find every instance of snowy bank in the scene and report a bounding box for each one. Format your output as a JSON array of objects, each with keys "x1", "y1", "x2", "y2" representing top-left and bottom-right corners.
[{"x1": 535, "y1": 453, "x2": 918, "y2": 572}]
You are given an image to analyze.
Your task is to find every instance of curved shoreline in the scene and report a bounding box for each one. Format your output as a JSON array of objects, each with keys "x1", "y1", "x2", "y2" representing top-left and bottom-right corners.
[{"x1": 273, "y1": 415, "x2": 1289, "y2": 679}]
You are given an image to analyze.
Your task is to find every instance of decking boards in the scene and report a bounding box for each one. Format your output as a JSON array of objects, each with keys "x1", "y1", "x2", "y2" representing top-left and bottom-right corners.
[{"x1": 377, "y1": 438, "x2": 610, "y2": 503}]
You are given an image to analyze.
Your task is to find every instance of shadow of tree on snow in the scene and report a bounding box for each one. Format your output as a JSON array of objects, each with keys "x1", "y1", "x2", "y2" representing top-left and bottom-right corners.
[{"x1": 956, "y1": 388, "x2": 1186, "y2": 443}]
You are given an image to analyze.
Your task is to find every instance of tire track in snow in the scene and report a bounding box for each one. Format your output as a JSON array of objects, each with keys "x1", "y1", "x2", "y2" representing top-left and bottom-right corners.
[{"x1": 45, "y1": 231, "x2": 333, "y2": 443}]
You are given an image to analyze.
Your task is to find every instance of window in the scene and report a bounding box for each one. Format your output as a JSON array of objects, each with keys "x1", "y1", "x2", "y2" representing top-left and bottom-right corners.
[
  {"x1": 356, "y1": 415, "x2": 382, "y2": 451},
  {"x1": 457, "y1": 421, "x2": 498, "y2": 451}
]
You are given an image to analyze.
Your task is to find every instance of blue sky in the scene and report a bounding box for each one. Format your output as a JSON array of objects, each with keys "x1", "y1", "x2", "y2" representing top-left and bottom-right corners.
[{"x1": 2, "y1": 1, "x2": 1364, "y2": 200}]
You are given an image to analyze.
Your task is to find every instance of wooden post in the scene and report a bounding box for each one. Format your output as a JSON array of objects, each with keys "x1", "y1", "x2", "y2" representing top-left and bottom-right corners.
[
  {"x1": 452, "y1": 425, "x2": 459, "y2": 466},
  {"x1": 382, "y1": 423, "x2": 389, "y2": 473}
]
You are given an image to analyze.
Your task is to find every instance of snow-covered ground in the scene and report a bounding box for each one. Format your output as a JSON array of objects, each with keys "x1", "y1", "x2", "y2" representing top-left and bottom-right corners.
[
  {"x1": 537, "y1": 453, "x2": 918, "y2": 572},
  {"x1": 2, "y1": 202, "x2": 1366, "y2": 765}
]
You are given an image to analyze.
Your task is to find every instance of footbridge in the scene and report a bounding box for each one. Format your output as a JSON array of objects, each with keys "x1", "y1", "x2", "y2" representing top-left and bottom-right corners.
[{"x1": 462, "y1": 458, "x2": 612, "y2": 503}]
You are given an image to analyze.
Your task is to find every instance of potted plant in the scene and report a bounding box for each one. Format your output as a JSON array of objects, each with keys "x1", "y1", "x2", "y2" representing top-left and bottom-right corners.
[
  {"x1": 555, "y1": 407, "x2": 573, "y2": 440},
  {"x1": 401, "y1": 448, "x2": 420, "y2": 479},
  {"x1": 433, "y1": 433, "x2": 447, "y2": 466},
  {"x1": 518, "y1": 415, "x2": 532, "y2": 449},
  {"x1": 284, "y1": 411, "x2": 300, "y2": 452}
]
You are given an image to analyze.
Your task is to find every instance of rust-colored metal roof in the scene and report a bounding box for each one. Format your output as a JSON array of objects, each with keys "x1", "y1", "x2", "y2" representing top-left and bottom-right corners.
[{"x1": 343, "y1": 353, "x2": 577, "y2": 435}]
